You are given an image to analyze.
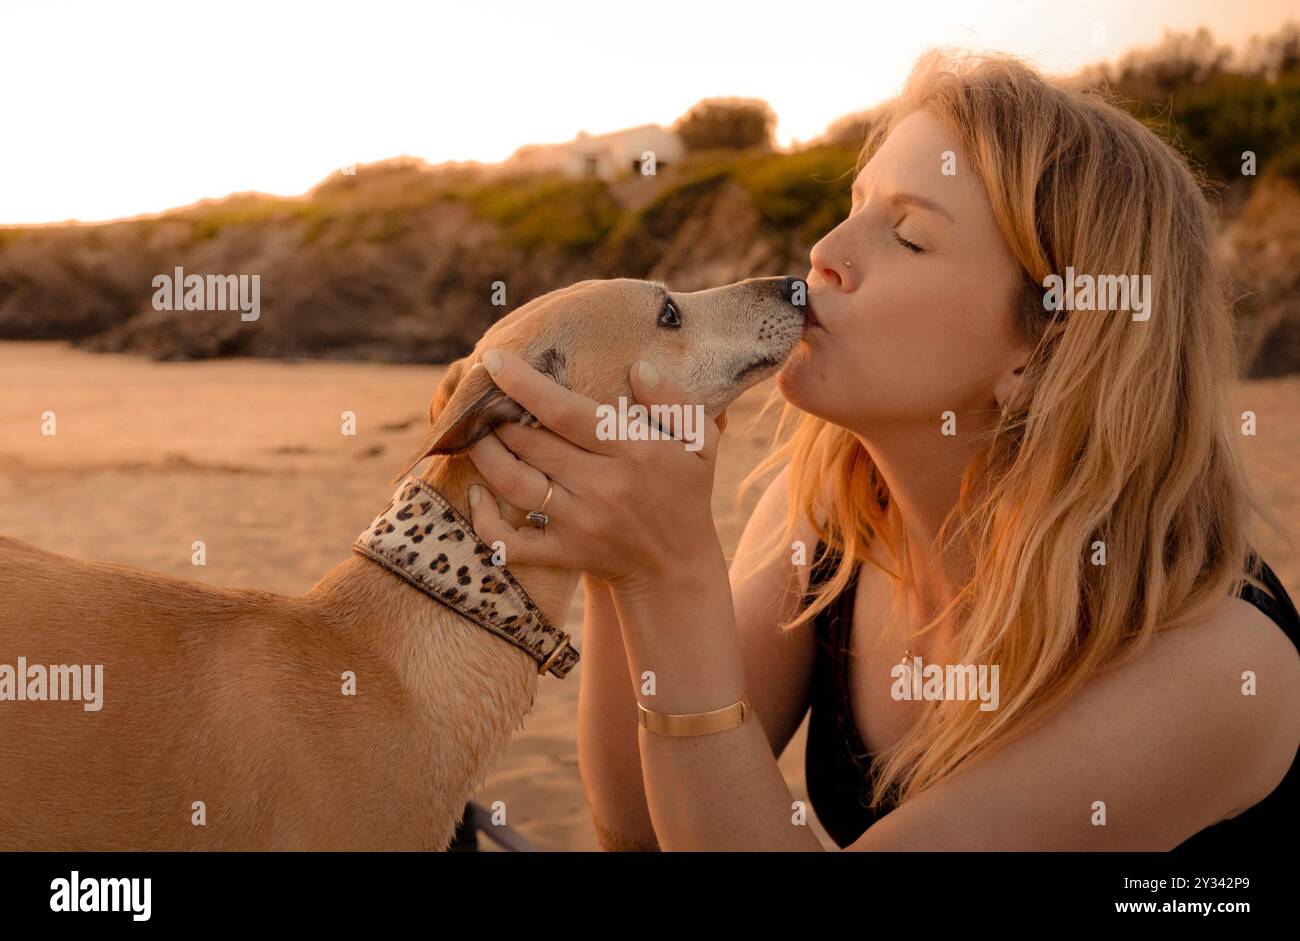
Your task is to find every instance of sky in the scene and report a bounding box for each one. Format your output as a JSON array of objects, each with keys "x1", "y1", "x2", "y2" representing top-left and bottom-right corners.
[{"x1": 0, "y1": 0, "x2": 1295, "y2": 224}]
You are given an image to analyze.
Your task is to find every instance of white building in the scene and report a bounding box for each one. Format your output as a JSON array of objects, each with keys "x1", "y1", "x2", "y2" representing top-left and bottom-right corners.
[{"x1": 505, "y1": 124, "x2": 685, "y2": 180}]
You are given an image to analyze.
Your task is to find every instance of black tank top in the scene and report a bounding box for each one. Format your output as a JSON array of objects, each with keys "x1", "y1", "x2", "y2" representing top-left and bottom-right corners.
[{"x1": 803, "y1": 539, "x2": 1300, "y2": 850}]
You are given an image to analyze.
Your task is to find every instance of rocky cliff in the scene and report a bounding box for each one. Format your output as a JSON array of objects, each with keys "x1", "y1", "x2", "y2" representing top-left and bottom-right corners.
[{"x1": 0, "y1": 153, "x2": 1295, "y2": 376}]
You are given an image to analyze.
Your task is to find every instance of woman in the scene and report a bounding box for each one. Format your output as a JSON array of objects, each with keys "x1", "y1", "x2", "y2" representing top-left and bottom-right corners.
[{"x1": 462, "y1": 50, "x2": 1300, "y2": 851}]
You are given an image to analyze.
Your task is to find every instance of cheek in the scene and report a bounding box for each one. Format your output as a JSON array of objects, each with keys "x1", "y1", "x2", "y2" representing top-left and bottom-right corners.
[
  {"x1": 792, "y1": 281, "x2": 1009, "y2": 422},
  {"x1": 889, "y1": 265, "x2": 1009, "y2": 364}
]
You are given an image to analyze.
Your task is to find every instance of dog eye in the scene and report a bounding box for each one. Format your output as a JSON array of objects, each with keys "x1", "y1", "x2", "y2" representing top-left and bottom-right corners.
[{"x1": 658, "y1": 299, "x2": 682, "y2": 329}]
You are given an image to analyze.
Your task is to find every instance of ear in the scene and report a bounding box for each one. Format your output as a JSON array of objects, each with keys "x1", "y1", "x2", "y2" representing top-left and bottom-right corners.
[
  {"x1": 390, "y1": 357, "x2": 526, "y2": 482},
  {"x1": 992, "y1": 364, "x2": 1026, "y2": 415},
  {"x1": 428, "y1": 356, "x2": 469, "y2": 425}
]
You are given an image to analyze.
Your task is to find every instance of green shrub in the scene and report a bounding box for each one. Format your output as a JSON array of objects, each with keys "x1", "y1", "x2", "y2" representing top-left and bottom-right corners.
[
  {"x1": 1097, "y1": 25, "x2": 1300, "y2": 187},
  {"x1": 1162, "y1": 72, "x2": 1300, "y2": 182},
  {"x1": 600, "y1": 158, "x2": 735, "y2": 276},
  {"x1": 673, "y1": 98, "x2": 776, "y2": 152},
  {"x1": 457, "y1": 174, "x2": 623, "y2": 252},
  {"x1": 733, "y1": 145, "x2": 857, "y2": 243},
  {"x1": 640, "y1": 164, "x2": 732, "y2": 236},
  {"x1": 365, "y1": 207, "x2": 414, "y2": 244},
  {"x1": 185, "y1": 195, "x2": 292, "y2": 241}
]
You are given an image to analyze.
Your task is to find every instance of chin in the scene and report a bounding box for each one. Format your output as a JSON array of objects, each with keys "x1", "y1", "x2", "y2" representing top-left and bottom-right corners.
[
  {"x1": 778, "y1": 355, "x2": 854, "y2": 427},
  {"x1": 776, "y1": 359, "x2": 813, "y2": 411}
]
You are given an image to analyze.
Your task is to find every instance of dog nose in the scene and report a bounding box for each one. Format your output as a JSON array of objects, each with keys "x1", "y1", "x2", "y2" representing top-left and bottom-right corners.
[{"x1": 778, "y1": 276, "x2": 806, "y2": 306}]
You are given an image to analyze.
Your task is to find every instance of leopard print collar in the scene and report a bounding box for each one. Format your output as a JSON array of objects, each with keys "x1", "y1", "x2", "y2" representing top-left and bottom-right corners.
[{"x1": 352, "y1": 476, "x2": 579, "y2": 679}]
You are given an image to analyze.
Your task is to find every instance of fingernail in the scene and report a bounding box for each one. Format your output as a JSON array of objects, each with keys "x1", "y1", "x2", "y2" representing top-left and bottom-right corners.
[
  {"x1": 468, "y1": 484, "x2": 481, "y2": 508},
  {"x1": 483, "y1": 350, "x2": 503, "y2": 376},
  {"x1": 637, "y1": 359, "x2": 660, "y2": 389}
]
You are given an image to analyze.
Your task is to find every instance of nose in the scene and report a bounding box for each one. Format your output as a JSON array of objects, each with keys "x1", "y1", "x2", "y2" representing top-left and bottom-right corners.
[{"x1": 808, "y1": 235, "x2": 848, "y2": 289}]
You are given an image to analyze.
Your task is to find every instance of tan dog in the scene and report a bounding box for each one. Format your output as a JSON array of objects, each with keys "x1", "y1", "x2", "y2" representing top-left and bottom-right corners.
[{"x1": 0, "y1": 276, "x2": 806, "y2": 850}]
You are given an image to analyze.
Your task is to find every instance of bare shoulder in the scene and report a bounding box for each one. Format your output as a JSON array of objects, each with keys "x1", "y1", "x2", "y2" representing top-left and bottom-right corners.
[
  {"x1": 1056, "y1": 590, "x2": 1299, "y2": 824},
  {"x1": 852, "y1": 589, "x2": 1299, "y2": 850},
  {"x1": 1147, "y1": 592, "x2": 1300, "y2": 714},
  {"x1": 1147, "y1": 592, "x2": 1300, "y2": 809}
]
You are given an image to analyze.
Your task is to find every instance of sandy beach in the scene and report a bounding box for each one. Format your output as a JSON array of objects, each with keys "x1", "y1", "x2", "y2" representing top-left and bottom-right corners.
[{"x1": 2, "y1": 340, "x2": 1296, "y2": 850}]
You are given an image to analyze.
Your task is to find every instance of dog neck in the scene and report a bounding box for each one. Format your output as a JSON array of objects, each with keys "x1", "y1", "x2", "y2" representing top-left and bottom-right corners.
[
  {"x1": 349, "y1": 454, "x2": 580, "y2": 679},
  {"x1": 300, "y1": 454, "x2": 582, "y2": 848},
  {"x1": 419, "y1": 453, "x2": 582, "y2": 637}
]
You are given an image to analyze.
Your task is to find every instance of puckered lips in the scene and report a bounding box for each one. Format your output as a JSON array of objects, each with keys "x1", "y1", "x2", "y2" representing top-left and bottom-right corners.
[{"x1": 802, "y1": 298, "x2": 822, "y2": 332}]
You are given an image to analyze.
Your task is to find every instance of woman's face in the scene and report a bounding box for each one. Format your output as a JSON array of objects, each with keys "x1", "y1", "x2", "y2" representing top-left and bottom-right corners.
[{"x1": 778, "y1": 109, "x2": 1031, "y2": 433}]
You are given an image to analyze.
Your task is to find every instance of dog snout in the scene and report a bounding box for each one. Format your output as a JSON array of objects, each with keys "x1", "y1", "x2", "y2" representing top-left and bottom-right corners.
[
  {"x1": 751, "y1": 275, "x2": 806, "y2": 306},
  {"x1": 743, "y1": 274, "x2": 800, "y2": 306},
  {"x1": 778, "y1": 276, "x2": 806, "y2": 306}
]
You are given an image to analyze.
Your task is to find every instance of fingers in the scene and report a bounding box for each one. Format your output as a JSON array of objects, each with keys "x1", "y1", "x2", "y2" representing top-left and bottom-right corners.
[
  {"x1": 467, "y1": 483, "x2": 557, "y2": 568},
  {"x1": 479, "y1": 348, "x2": 615, "y2": 455},
  {"x1": 628, "y1": 359, "x2": 722, "y2": 461},
  {"x1": 492, "y1": 420, "x2": 595, "y2": 483},
  {"x1": 466, "y1": 430, "x2": 562, "y2": 513}
]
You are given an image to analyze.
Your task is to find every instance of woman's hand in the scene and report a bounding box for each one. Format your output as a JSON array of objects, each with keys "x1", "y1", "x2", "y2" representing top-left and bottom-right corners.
[{"x1": 464, "y1": 348, "x2": 728, "y2": 596}]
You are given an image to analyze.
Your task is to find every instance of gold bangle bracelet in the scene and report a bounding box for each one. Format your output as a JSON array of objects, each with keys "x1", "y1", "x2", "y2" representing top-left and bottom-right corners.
[{"x1": 637, "y1": 693, "x2": 752, "y2": 737}]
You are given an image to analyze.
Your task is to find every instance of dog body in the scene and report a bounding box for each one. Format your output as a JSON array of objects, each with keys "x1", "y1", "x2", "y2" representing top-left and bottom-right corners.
[{"x1": 0, "y1": 276, "x2": 805, "y2": 850}]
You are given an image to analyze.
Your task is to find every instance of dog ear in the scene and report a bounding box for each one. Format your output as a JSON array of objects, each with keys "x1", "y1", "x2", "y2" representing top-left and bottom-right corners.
[
  {"x1": 390, "y1": 357, "x2": 526, "y2": 482},
  {"x1": 427, "y1": 356, "x2": 470, "y2": 426}
]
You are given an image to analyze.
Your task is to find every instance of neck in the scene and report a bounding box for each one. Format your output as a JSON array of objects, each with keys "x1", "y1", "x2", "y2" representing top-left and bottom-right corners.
[
  {"x1": 855, "y1": 411, "x2": 993, "y2": 621},
  {"x1": 305, "y1": 451, "x2": 582, "y2": 706},
  {"x1": 299, "y1": 452, "x2": 583, "y2": 848}
]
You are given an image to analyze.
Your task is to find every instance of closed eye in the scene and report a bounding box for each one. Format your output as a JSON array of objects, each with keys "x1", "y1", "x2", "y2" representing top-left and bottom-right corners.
[{"x1": 894, "y1": 231, "x2": 924, "y2": 254}]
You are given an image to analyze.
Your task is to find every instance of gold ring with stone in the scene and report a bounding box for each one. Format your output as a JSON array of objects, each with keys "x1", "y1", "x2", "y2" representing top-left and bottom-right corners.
[{"x1": 527, "y1": 479, "x2": 554, "y2": 529}]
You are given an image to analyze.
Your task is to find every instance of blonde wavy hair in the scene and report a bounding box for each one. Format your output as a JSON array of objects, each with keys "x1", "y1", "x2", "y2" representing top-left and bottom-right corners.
[{"x1": 740, "y1": 49, "x2": 1270, "y2": 813}]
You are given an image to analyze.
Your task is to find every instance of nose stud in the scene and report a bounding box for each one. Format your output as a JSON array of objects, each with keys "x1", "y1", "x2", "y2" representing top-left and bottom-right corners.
[{"x1": 843, "y1": 260, "x2": 852, "y2": 268}]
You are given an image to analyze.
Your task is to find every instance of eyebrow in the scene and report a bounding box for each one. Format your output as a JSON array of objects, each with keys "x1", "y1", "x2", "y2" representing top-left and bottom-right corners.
[{"x1": 851, "y1": 181, "x2": 955, "y2": 223}]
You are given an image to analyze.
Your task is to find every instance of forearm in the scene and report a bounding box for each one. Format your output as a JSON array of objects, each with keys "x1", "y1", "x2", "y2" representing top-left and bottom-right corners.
[
  {"x1": 611, "y1": 545, "x2": 824, "y2": 852},
  {"x1": 577, "y1": 573, "x2": 661, "y2": 851}
]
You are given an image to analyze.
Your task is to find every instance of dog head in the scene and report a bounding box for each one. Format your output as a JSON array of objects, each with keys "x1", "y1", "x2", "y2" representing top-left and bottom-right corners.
[{"x1": 394, "y1": 276, "x2": 806, "y2": 479}]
